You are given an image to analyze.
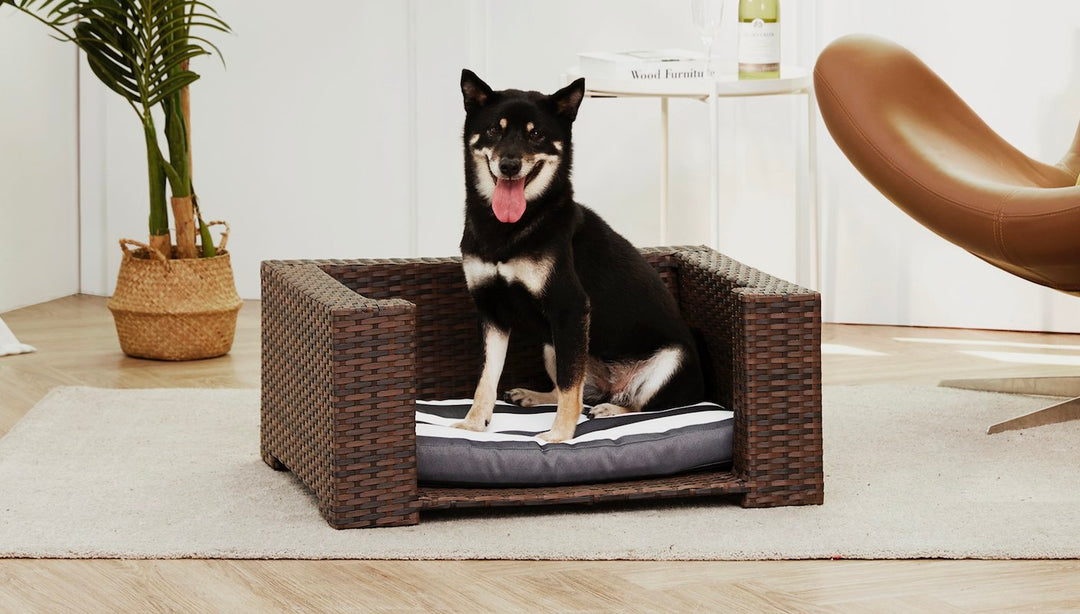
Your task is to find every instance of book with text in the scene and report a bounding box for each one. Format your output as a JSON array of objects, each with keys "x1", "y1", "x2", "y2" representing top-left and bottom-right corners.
[{"x1": 578, "y1": 49, "x2": 710, "y2": 81}]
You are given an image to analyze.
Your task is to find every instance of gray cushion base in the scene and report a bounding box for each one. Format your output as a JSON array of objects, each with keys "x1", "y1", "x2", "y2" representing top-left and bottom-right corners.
[{"x1": 416, "y1": 400, "x2": 733, "y2": 486}]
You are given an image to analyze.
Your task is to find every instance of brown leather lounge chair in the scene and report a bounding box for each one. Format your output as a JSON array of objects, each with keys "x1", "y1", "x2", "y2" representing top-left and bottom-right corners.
[{"x1": 814, "y1": 34, "x2": 1080, "y2": 434}]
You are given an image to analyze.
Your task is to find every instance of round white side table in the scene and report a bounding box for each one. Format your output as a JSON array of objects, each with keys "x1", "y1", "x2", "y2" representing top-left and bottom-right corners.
[{"x1": 564, "y1": 66, "x2": 819, "y2": 289}]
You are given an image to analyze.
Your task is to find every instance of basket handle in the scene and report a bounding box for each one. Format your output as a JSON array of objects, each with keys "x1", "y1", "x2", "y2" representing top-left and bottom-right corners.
[
  {"x1": 118, "y1": 238, "x2": 169, "y2": 264},
  {"x1": 203, "y1": 220, "x2": 231, "y2": 251}
]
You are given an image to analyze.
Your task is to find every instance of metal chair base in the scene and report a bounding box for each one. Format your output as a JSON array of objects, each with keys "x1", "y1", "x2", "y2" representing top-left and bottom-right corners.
[{"x1": 939, "y1": 376, "x2": 1080, "y2": 434}]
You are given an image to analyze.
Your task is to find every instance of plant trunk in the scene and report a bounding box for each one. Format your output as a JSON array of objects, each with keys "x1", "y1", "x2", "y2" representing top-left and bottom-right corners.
[
  {"x1": 171, "y1": 196, "x2": 198, "y2": 258},
  {"x1": 180, "y1": 68, "x2": 216, "y2": 258},
  {"x1": 168, "y1": 61, "x2": 199, "y2": 259},
  {"x1": 148, "y1": 233, "x2": 172, "y2": 257},
  {"x1": 145, "y1": 119, "x2": 171, "y2": 258}
]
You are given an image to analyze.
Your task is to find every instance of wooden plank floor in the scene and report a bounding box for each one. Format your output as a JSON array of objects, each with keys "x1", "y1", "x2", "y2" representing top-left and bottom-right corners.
[{"x1": 2, "y1": 295, "x2": 1080, "y2": 612}]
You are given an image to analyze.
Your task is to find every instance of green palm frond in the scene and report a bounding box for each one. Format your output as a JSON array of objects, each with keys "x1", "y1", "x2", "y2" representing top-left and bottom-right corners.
[
  {"x1": 5, "y1": 0, "x2": 229, "y2": 251},
  {"x1": 8, "y1": 0, "x2": 229, "y2": 112}
]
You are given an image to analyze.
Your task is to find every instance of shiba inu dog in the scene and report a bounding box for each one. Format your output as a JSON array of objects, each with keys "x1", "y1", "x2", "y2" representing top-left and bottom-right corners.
[{"x1": 453, "y1": 70, "x2": 704, "y2": 443}]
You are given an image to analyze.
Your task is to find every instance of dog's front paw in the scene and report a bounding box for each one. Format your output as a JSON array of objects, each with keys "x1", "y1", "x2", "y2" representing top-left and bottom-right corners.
[
  {"x1": 587, "y1": 403, "x2": 631, "y2": 419},
  {"x1": 536, "y1": 428, "x2": 573, "y2": 443},
  {"x1": 452, "y1": 418, "x2": 488, "y2": 432}
]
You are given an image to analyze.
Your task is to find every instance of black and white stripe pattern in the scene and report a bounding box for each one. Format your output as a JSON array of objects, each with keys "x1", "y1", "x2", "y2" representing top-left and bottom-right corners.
[{"x1": 416, "y1": 400, "x2": 734, "y2": 486}]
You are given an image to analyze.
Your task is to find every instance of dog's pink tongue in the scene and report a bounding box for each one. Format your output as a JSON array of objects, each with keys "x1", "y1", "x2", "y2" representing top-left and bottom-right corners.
[{"x1": 492, "y1": 178, "x2": 526, "y2": 223}]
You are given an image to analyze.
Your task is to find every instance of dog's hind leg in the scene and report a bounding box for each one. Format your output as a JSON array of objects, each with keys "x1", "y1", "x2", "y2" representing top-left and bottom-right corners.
[
  {"x1": 505, "y1": 344, "x2": 559, "y2": 407},
  {"x1": 505, "y1": 388, "x2": 558, "y2": 407},
  {"x1": 509, "y1": 346, "x2": 613, "y2": 409},
  {"x1": 589, "y1": 346, "x2": 685, "y2": 419},
  {"x1": 588, "y1": 402, "x2": 632, "y2": 418},
  {"x1": 505, "y1": 389, "x2": 558, "y2": 406},
  {"x1": 454, "y1": 323, "x2": 509, "y2": 431}
]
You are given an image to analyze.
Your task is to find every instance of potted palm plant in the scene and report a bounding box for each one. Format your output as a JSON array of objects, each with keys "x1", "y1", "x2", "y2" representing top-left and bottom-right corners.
[{"x1": 5, "y1": 0, "x2": 240, "y2": 360}]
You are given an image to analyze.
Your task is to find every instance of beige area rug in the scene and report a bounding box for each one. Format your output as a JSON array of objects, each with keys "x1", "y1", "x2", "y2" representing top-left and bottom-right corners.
[{"x1": 0, "y1": 385, "x2": 1077, "y2": 560}]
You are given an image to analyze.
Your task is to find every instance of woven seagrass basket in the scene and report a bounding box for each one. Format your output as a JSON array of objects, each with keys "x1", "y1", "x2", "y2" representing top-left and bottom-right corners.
[{"x1": 107, "y1": 221, "x2": 242, "y2": 361}]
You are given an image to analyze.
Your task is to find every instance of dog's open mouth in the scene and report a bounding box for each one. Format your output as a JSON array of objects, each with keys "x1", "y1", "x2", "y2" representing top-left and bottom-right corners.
[{"x1": 491, "y1": 162, "x2": 544, "y2": 224}]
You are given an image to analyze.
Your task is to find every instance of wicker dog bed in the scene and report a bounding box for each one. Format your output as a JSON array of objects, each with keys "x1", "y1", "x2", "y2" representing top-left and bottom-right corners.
[{"x1": 260, "y1": 246, "x2": 823, "y2": 528}]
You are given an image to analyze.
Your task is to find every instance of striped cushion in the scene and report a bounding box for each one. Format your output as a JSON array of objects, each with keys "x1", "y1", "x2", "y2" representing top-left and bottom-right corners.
[{"x1": 416, "y1": 400, "x2": 734, "y2": 486}]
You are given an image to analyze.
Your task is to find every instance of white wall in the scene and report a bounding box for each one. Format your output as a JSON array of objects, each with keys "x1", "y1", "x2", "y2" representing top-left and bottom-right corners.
[
  {"x1": 70, "y1": 0, "x2": 1080, "y2": 333},
  {"x1": 0, "y1": 11, "x2": 79, "y2": 313},
  {"x1": 78, "y1": 0, "x2": 813, "y2": 301},
  {"x1": 80, "y1": 1, "x2": 417, "y2": 296}
]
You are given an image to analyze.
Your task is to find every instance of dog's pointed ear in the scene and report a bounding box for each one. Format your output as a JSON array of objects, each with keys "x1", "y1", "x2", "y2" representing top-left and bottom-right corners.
[
  {"x1": 461, "y1": 69, "x2": 493, "y2": 113},
  {"x1": 550, "y1": 78, "x2": 586, "y2": 122}
]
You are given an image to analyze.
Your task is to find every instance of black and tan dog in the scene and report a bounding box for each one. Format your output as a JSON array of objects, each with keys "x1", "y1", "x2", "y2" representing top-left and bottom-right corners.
[{"x1": 453, "y1": 70, "x2": 704, "y2": 443}]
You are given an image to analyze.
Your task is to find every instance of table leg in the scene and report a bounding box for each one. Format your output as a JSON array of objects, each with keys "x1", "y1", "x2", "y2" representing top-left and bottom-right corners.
[
  {"x1": 795, "y1": 88, "x2": 820, "y2": 289},
  {"x1": 808, "y1": 89, "x2": 820, "y2": 289},
  {"x1": 710, "y1": 81, "x2": 720, "y2": 250},
  {"x1": 660, "y1": 97, "x2": 669, "y2": 245}
]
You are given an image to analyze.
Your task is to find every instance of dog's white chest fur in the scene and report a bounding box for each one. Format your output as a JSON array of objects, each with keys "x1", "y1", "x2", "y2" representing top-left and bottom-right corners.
[{"x1": 462, "y1": 255, "x2": 553, "y2": 296}]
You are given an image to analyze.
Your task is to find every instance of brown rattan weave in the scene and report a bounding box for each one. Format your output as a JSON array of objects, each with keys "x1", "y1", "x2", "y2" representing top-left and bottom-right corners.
[{"x1": 260, "y1": 246, "x2": 822, "y2": 528}]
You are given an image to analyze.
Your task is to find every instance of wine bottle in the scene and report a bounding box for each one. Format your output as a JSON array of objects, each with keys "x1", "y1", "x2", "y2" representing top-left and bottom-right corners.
[{"x1": 738, "y1": 0, "x2": 780, "y2": 79}]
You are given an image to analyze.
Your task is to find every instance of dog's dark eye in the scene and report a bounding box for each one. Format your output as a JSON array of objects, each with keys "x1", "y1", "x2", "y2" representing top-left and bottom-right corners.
[
  {"x1": 485, "y1": 125, "x2": 501, "y2": 139},
  {"x1": 529, "y1": 128, "x2": 543, "y2": 142}
]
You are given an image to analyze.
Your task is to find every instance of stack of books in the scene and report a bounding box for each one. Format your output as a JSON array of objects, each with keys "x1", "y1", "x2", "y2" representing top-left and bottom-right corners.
[{"x1": 577, "y1": 49, "x2": 710, "y2": 81}]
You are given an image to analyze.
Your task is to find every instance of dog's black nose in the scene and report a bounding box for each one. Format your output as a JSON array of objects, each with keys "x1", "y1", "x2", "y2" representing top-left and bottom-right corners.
[{"x1": 499, "y1": 158, "x2": 522, "y2": 177}]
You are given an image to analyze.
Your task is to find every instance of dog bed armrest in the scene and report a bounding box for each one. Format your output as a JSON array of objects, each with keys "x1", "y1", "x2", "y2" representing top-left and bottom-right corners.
[
  {"x1": 260, "y1": 260, "x2": 420, "y2": 527},
  {"x1": 673, "y1": 247, "x2": 823, "y2": 507}
]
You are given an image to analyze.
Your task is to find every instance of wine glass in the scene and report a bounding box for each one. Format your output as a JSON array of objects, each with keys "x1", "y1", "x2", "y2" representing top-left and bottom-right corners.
[{"x1": 690, "y1": 0, "x2": 725, "y2": 78}]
